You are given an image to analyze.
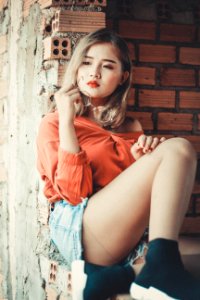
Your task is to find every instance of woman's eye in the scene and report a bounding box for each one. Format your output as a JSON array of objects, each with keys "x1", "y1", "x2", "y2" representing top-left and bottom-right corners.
[
  {"x1": 103, "y1": 65, "x2": 114, "y2": 70},
  {"x1": 82, "y1": 61, "x2": 91, "y2": 65}
]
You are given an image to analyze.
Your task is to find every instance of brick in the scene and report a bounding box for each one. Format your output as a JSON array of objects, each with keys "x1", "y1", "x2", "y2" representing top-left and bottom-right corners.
[
  {"x1": 38, "y1": 0, "x2": 61, "y2": 8},
  {"x1": 193, "y1": 182, "x2": 200, "y2": 194},
  {"x1": 0, "y1": 80, "x2": 8, "y2": 99},
  {"x1": 179, "y1": 91, "x2": 200, "y2": 109},
  {"x1": 126, "y1": 111, "x2": 153, "y2": 130},
  {"x1": 198, "y1": 114, "x2": 200, "y2": 130},
  {"x1": 156, "y1": 0, "x2": 171, "y2": 20},
  {"x1": 0, "y1": 35, "x2": 7, "y2": 55},
  {"x1": 157, "y1": 113, "x2": 193, "y2": 131},
  {"x1": 43, "y1": 36, "x2": 71, "y2": 60},
  {"x1": 199, "y1": 70, "x2": 200, "y2": 87},
  {"x1": 160, "y1": 68, "x2": 195, "y2": 87},
  {"x1": 132, "y1": 67, "x2": 156, "y2": 85},
  {"x1": 139, "y1": 44, "x2": 176, "y2": 63},
  {"x1": 48, "y1": 260, "x2": 58, "y2": 284},
  {"x1": 52, "y1": 10, "x2": 106, "y2": 33},
  {"x1": 119, "y1": 20, "x2": 156, "y2": 40},
  {"x1": 196, "y1": 198, "x2": 200, "y2": 214},
  {"x1": 139, "y1": 89, "x2": 175, "y2": 108},
  {"x1": 181, "y1": 216, "x2": 200, "y2": 234},
  {"x1": 160, "y1": 23, "x2": 195, "y2": 43},
  {"x1": 127, "y1": 88, "x2": 135, "y2": 106},
  {"x1": 0, "y1": 0, "x2": 8, "y2": 11},
  {"x1": 46, "y1": 286, "x2": 58, "y2": 300},
  {"x1": 180, "y1": 47, "x2": 200, "y2": 65},
  {"x1": 39, "y1": 0, "x2": 106, "y2": 9},
  {"x1": 127, "y1": 42, "x2": 135, "y2": 61},
  {"x1": 40, "y1": 16, "x2": 52, "y2": 35}
]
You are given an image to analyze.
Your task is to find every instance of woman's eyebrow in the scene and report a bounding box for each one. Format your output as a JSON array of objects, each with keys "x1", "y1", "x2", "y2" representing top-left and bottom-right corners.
[{"x1": 84, "y1": 55, "x2": 117, "y2": 64}]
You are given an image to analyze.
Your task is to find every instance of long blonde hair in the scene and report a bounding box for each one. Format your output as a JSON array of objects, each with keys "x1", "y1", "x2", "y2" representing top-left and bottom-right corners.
[{"x1": 59, "y1": 28, "x2": 132, "y2": 129}]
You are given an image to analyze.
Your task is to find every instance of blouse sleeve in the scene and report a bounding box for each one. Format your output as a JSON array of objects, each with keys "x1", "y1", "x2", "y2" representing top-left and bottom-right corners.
[{"x1": 36, "y1": 114, "x2": 93, "y2": 205}]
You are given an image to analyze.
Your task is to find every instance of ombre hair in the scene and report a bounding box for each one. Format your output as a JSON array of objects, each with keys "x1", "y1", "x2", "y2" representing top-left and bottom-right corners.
[{"x1": 57, "y1": 28, "x2": 132, "y2": 129}]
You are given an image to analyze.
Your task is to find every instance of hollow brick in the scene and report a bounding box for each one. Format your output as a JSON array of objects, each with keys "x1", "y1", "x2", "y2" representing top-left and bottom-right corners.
[
  {"x1": 119, "y1": 20, "x2": 156, "y2": 40},
  {"x1": 160, "y1": 68, "x2": 195, "y2": 87},
  {"x1": 139, "y1": 44, "x2": 176, "y2": 63},
  {"x1": 157, "y1": 112, "x2": 193, "y2": 131},
  {"x1": 126, "y1": 111, "x2": 153, "y2": 130},
  {"x1": 139, "y1": 89, "x2": 175, "y2": 108},
  {"x1": 52, "y1": 10, "x2": 106, "y2": 33},
  {"x1": 48, "y1": 260, "x2": 58, "y2": 284},
  {"x1": 179, "y1": 91, "x2": 200, "y2": 109},
  {"x1": 180, "y1": 47, "x2": 200, "y2": 66},
  {"x1": 39, "y1": 0, "x2": 106, "y2": 9},
  {"x1": 132, "y1": 67, "x2": 156, "y2": 85},
  {"x1": 160, "y1": 23, "x2": 195, "y2": 43},
  {"x1": 43, "y1": 36, "x2": 71, "y2": 60}
]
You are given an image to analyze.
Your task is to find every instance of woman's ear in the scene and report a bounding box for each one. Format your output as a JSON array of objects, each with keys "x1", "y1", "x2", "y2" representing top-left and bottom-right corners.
[{"x1": 120, "y1": 71, "x2": 129, "y2": 85}]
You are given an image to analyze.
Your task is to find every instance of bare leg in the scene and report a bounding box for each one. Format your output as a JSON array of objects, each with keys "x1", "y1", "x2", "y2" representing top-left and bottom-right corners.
[
  {"x1": 82, "y1": 137, "x2": 197, "y2": 265},
  {"x1": 179, "y1": 236, "x2": 200, "y2": 279}
]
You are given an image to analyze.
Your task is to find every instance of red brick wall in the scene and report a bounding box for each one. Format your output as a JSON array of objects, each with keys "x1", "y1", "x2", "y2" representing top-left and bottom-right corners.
[
  {"x1": 114, "y1": 20, "x2": 200, "y2": 152},
  {"x1": 106, "y1": 5, "x2": 200, "y2": 234}
]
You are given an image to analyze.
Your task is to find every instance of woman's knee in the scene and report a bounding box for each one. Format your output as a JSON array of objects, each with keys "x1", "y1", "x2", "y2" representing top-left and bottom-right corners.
[{"x1": 156, "y1": 137, "x2": 197, "y2": 164}]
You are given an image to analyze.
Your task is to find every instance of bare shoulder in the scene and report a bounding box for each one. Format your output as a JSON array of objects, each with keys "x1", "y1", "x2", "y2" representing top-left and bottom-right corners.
[{"x1": 122, "y1": 116, "x2": 142, "y2": 132}]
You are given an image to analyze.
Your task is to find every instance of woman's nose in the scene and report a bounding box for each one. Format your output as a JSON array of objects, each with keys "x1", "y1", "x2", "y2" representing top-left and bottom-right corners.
[{"x1": 89, "y1": 66, "x2": 101, "y2": 79}]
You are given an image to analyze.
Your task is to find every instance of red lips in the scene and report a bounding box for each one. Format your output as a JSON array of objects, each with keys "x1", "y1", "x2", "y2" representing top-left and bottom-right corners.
[{"x1": 87, "y1": 81, "x2": 100, "y2": 88}]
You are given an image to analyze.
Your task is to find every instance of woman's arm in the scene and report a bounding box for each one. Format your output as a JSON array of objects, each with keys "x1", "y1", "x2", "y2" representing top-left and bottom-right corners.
[
  {"x1": 37, "y1": 86, "x2": 93, "y2": 205},
  {"x1": 55, "y1": 85, "x2": 81, "y2": 153}
]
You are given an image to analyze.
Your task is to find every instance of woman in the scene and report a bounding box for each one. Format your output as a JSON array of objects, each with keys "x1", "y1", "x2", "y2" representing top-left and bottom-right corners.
[{"x1": 37, "y1": 28, "x2": 200, "y2": 300}]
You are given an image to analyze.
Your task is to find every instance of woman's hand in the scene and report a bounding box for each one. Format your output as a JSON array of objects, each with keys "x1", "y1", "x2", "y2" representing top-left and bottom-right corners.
[
  {"x1": 131, "y1": 134, "x2": 166, "y2": 160},
  {"x1": 54, "y1": 85, "x2": 82, "y2": 123}
]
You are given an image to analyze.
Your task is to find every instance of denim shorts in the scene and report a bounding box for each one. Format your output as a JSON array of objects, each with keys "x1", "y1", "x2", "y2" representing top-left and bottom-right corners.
[
  {"x1": 49, "y1": 198, "x2": 88, "y2": 267},
  {"x1": 49, "y1": 198, "x2": 149, "y2": 268}
]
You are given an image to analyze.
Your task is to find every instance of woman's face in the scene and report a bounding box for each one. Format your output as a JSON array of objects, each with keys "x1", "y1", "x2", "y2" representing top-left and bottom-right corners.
[{"x1": 77, "y1": 43, "x2": 128, "y2": 105}]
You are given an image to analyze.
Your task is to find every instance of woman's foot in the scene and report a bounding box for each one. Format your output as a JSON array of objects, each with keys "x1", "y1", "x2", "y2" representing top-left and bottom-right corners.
[
  {"x1": 71, "y1": 260, "x2": 135, "y2": 300},
  {"x1": 130, "y1": 238, "x2": 200, "y2": 300}
]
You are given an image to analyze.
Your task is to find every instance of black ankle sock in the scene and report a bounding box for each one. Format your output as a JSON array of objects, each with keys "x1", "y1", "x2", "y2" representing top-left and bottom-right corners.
[
  {"x1": 84, "y1": 261, "x2": 105, "y2": 274},
  {"x1": 83, "y1": 263, "x2": 135, "y2": 300},
  {"x1": 135, "y1": 238, "x2": 200, "y2": 300}
]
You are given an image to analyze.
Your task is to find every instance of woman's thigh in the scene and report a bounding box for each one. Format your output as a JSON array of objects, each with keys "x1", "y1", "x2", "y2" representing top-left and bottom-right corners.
[
  {"x1": 82, "y1": 146, "x2": 162, "y2": 265},
  {"x1": 82, "y1": 137, "x2": 196, "y2": 265}
]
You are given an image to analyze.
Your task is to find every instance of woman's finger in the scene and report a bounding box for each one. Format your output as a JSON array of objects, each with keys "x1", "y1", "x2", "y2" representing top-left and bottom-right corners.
[
  {"x1": 160, "y1": 137, "x2": 166, "y2": 143},
  {"x1": 143, "y1": 136, "x2": 153, "y2": 152},
  {"x1": 137, "y1": 134, "x2": 147, "y2": 148},
  {"x1": 150, "y1": 137, "x2": 160, "y2": 150}
]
